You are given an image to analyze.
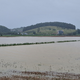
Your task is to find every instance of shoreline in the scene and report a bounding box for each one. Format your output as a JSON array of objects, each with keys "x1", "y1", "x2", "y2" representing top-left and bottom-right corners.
[{"x1": 0, "y1": 35, "x2": 80, "y2": 37}]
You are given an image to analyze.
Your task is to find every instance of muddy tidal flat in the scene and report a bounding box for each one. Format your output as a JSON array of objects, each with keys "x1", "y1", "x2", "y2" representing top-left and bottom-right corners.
[
  {"x1": 0, "y1": 37, "x2": 80, "y2": 79},
  {"x1": 0, "y1": 36, "x2": 80, "y2": 44}
]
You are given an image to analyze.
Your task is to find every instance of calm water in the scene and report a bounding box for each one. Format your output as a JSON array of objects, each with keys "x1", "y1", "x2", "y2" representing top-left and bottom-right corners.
[
  {"x1": 0, "y1": 37, "x2": 80, "y2": 75},
  {"x1": 0, "y1": 36, "x2": 80, "y2": 44}
]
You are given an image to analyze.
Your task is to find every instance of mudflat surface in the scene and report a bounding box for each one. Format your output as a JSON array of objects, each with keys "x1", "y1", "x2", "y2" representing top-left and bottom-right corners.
[
  {"x1": 0, "y1": 42, "x2": 80, "y2": 74},
  {"x1": 0, "y1": 36, "x2": 80, "y2": 44}
]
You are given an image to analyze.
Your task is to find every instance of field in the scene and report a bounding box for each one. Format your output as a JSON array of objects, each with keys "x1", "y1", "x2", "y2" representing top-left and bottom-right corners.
[
  {"x1": 0, "y1": 37, "x2": 80, "y2": 80},
  {"x1": 25, "y1": 26, "x2": 76, "y2": 35}
]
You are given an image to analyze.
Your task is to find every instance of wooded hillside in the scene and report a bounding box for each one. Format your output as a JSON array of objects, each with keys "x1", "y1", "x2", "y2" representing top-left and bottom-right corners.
[
  {"x1": 23, "y1": 22, "x2": 76, "y2": 32},
  {"x1": 0, "y1": 25, "x2": 10, "y2": 34}
]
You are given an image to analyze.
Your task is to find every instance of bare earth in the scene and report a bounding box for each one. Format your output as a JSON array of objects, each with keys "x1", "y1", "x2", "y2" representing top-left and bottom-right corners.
[
  {"x1": 0, "y1": 41, "x2": 80, "y2": 75},
  {"x1": 0, "y1": 36, "x2": 80, "y2": 44}
]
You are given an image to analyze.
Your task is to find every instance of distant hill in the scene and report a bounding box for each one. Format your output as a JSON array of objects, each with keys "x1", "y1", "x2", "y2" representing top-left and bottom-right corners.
[
  {"x1": 11, "y1": 27, "x2": 24, "y2": 32},
  {"x1": 0, "y1": 25, "x2": 10, "y2": 34},
  {"x1": 23, "y1": 22, "x2": 76, "y2": 35},
  {"x1": 0, "y1": 22, "x2": 76, "y2": 36},
  {"x1": 23, "y1": 22, "x2": 76, "y2": 32}
]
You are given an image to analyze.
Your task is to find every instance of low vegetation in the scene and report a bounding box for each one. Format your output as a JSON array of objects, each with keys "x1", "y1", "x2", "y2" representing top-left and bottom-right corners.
[
  {"x1": 57, "y1": 40, "x2": 77, "y2": 43},
  {"x1": 0, "y1": 40, "x2": 79, "y2": 47},
  {"x1": 0, "y1": 41, "x2": 55, "y2": 47},
  {"x1": 0, "y1": 71, "x2": 80, "y2": 80}
]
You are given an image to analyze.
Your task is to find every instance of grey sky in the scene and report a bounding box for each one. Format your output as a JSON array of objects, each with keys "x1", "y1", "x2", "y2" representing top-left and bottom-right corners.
[{"x1": 0, "y1": 0, "x2": 80, "y2": 29}]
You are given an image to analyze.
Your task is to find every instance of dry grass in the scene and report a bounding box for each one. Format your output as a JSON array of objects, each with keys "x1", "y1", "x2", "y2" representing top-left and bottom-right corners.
[{"x1": 0, "y1": 71, "x2": 80, "y2": 80}]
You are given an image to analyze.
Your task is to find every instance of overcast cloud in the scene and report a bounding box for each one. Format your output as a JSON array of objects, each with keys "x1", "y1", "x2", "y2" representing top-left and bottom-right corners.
[{"x1": 0, "y1": 0, "x2": 80, "y2": 29}]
